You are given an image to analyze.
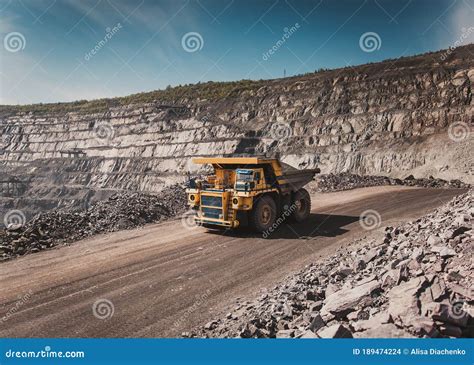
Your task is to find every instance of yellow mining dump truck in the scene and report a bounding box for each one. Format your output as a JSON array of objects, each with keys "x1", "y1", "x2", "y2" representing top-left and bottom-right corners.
[{"x1": 186, "y1": 157, "x2": 319, "y2": 233}]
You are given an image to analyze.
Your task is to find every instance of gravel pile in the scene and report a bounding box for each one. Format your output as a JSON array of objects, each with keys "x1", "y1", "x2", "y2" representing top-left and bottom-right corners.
[
  {"x1": 315, "y1": 173, "x2": 469, "y2": 193},
  {"x1": 193, "y1": 190, "x2": 473, "y2": 338},
  {"x1": 0, "y1": 185, "x2": 187, "y2": 261}
]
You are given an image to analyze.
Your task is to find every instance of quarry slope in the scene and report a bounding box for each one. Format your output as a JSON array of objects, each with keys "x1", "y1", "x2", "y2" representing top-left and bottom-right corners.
[{"x1": 1, "y1": 45, "x2": 473, "y2": 222}]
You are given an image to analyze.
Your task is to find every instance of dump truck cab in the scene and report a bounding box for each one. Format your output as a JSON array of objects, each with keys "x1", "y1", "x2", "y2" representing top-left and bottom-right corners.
[
  {"x1": 186, "y1": 157, "x2": 319, "y2": 233},
  {"x1": 235, "y1": 168, "x2": 268, "y2": 192}
]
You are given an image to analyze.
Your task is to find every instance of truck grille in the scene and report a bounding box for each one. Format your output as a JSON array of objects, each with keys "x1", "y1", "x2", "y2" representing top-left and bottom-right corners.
[
  {"x1": 201, "y1": 195, "x2": 222, "y2": 207},
  {"x1": 202, "y1": 207, "x2": 221, "y2": 219}
]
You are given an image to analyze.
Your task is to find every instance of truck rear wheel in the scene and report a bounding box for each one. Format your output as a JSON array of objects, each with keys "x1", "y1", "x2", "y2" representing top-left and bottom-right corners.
[
  {"x1": 290, "y1": 188, "x2": 311, "y2": 222},
  {"x1": 249, "y1": 195, "x2": 276, "y2": 233}
]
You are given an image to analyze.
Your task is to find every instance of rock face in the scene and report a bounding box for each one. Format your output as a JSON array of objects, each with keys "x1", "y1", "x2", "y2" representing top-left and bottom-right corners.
[
  {"x1": 191, "y1": 190, "x2": 473, "y2": 338},
  {"x1": 1, "y1": 45, "x2": 473, "y2": 221}
]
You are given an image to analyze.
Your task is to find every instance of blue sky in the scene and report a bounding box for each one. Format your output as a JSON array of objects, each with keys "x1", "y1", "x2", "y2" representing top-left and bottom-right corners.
[{"x1": 0, "y1": 0, "x2": 473, "y2": 105}]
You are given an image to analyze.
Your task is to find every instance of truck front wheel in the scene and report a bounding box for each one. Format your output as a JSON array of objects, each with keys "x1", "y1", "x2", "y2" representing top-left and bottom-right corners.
[
  {"x1": 290, "y1": 188, "x2": 311, "y2": 222},
  {"x1": 249, "y1": 195, "x2": 277, "y2": 233}
]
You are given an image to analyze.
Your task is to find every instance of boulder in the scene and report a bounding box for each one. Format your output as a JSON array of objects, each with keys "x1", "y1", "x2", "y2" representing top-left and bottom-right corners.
[
  {"x1": 439, "y1": 247, "x2": 456, "y2": 258},
  {"x1": 308, "y1": 313, "x2": 325, "y2": 332},
  {"x1": 352, "y1": 312, "x2": 391, "y2": 332},
  {"x1": 317, "y1": 324, "x2": 353, "y2": 338},
  {"x1": 321, "y1": 279, "x2": 381, "y2": 317},
  {"x1": 276, "y1": 329, "x2": 295, "y2": 338},
  {"x1": 388, "y1": 276, "x2": 427, "y2": 326},
  {"x1": 299, "y1": 329, "x2": 318, "y2": 338},
  {"x1": 429, "y1": 303, "x2": 470, "y2": 328},
  {"x1": 353, "y1": 324, "x2": 415, "y2": 338},
  {"x1": 427, "y1": 235, "x2": 442, "y2": 246}
]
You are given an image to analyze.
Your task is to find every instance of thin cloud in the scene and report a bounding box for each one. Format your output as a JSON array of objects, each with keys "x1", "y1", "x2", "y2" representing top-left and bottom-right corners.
[{"x1": 444, "y1": 0, "x2": 474, "y2": 46}]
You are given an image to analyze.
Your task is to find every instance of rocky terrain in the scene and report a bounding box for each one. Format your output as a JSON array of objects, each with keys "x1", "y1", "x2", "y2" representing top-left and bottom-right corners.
[
  {"x1": 192, "y1": 190, "x2": 473, "y2": 338},
  {"x1": 0, "y1": 184, "x2": 186, "y2": 261},
  {"x1": 1, "y1": 45, "x2": 473, "y2": 221},
  {"x1": 313, "y1": 173, "x2": 470, "y2": 193}
]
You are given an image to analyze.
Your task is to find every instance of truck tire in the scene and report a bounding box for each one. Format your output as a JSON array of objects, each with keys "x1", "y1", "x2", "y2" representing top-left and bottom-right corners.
[
  {"x1": 290, "y1": 188, "x2": 311, "y2": 222},
  {"x1": 249, "y1": 195, "x2": 277, "y2": 233}
]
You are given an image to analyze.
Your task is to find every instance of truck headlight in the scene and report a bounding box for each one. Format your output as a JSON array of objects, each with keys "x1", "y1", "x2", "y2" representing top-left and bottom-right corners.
[{"x1": 189, "y1": 194, "x2": 199, "y2": 205}]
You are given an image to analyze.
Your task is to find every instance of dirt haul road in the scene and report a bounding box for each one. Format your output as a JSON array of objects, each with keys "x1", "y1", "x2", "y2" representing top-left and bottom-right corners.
[{"x1": 0, "y1": 186, "x2": 465, "y2": 338}]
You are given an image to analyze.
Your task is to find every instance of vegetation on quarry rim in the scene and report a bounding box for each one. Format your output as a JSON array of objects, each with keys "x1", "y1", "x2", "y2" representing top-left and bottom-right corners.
[{"x1": 0, "y1": 44, "x2": 472, "y2": 115}]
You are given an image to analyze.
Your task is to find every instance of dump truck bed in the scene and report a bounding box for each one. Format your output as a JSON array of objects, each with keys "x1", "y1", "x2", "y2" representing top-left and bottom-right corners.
[
  {"x1": 193, "y1": 157, "x2": 276, "y2": 165},
  {"x1": 192, "y1": 157, "x2": 319, "y2": 193},
  {"x1": 279, "y1": 168, "x2": 319, "y2": 193}
]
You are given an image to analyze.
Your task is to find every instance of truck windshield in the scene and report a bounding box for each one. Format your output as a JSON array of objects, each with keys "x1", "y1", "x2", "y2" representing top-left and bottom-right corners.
[{"x1": 236, "y1": 171, "x2": 254, "y2": 182}]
